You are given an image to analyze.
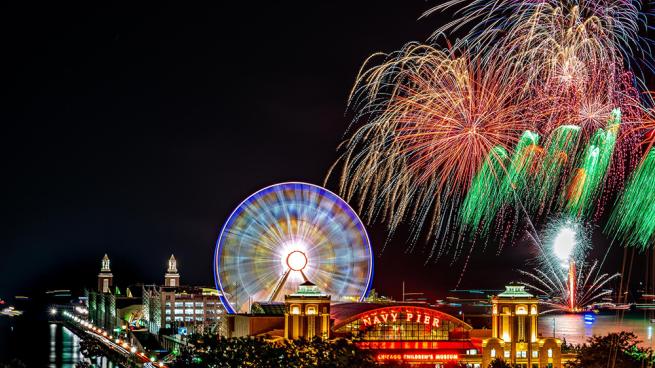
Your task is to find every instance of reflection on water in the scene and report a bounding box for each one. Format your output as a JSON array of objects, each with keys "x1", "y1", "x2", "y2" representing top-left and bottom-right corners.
[
  {"x1": 48, "y1": 323, "x2": 118, "y2": 368},
  {"x1": 49, "y1": 323, "x2": 83, "y2": 368},
  {"x1": 538, "y1": 313, "x2": 655, "y2": 348}
]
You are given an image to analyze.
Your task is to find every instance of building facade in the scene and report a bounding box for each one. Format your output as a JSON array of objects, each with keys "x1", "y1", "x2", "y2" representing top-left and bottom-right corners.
[
  {"x1": 224, "y1": 284, "x2": 572, "y2": 367},
  {"x1": 142, "y1": 254, "x2": 226, "y2": 335},
  {"x1": 482, "y1": 285, "x2": 564, "y2": 368}
]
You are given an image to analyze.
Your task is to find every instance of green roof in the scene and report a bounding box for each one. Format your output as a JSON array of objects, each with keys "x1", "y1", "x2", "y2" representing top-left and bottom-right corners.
[{"x1": 497, "y1": 285, "x2": 533, "y2": 298}]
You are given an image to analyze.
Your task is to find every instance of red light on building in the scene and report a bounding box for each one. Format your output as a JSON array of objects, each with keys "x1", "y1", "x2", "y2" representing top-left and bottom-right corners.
[
  {"x1": 359, "y1": 307, "x2": 440, "y2": 328},
  {"x1": 376, "y1": 352, "x2": 459, "y2": 362}
]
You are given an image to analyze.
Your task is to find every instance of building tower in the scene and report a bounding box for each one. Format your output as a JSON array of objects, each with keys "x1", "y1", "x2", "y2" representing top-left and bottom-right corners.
[
  {"x1": 483, "y1": 285, "x2": 563, "y2": 368},
  {"x1": 97, "y1": 254, "x2": 113, "y2": 293},
  {"x1": 165, "y1": 254, "x2": 180, "y2": 287},
  {"x1": 284, "y1": 281, "x2": 331, "y2": 340}
]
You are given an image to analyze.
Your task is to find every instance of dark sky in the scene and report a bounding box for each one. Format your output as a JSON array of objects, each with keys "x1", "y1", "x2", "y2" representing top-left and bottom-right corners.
[{"x1": 1, "y1": 1, "x2": 631, "y2": 302}]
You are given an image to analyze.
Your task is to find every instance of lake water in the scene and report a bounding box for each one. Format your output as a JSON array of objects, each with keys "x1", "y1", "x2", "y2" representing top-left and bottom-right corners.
[
  {"x1": 1, "y1": 312, "x2": 119, "y2": 367},
  {"x1": 538, "y1": 312, "x2": 655, "y2": 348}
]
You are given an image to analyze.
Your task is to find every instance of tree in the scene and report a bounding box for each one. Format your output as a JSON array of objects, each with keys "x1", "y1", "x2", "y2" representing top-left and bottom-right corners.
[
  {"x1": 565, "y1": 332, "x2": 654, "y2": 368},
  {"x1": 487, "y1": 358, "x2": 516, "y2": 368},
  {"x1": 171, "y1": 335, "x2": 408, "y2": 368}
]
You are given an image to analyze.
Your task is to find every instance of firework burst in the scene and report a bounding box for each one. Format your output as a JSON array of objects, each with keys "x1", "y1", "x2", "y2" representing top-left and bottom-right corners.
[
  {"x1": 329, "y1": 43, "x2": 533, "y2": 256},
  {"x1": 520, "y1": 218, "x2": 620, "y2": 313}
]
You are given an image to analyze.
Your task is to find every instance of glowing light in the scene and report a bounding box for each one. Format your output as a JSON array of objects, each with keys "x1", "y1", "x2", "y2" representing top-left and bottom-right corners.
[
  {"x1": 553, "y1": 225, "x2": 577, "y2": 264},
  {"x1": 286, "y1": 251, "x2": 308, "y2": 271}
]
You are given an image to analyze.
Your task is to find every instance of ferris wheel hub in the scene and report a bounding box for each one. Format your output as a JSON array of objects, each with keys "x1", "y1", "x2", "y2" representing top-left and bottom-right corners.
[{"x1": 286, "y1": 250, "x2": 308, "y2": 271}]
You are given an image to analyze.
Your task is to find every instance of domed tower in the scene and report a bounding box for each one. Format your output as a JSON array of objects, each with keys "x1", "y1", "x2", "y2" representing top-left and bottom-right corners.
[
  {"x1": 165, "y1": 254, "x2": 180, "y2": 287},
  {"x1": 97, "y1": 254, "x2": 113, "y2": 293},
  {"x1": 284, "y1": 280, "x2": 331, "y2": 340}
]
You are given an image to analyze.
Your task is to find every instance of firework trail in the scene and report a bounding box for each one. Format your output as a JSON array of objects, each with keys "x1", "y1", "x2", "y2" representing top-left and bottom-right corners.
[{"x1": 606, "y1": 147, "x2": 655, "y2": 249}]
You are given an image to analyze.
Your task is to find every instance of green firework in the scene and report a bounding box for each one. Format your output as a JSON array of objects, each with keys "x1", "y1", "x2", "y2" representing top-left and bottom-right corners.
[
  {"x1": 459, "y1": 131, "x2": 540, "y2": 236},
  {"x1": 606, "y1": 146, "x2": 655, "y2": 249},
  {"x1": 565, "y1": 109, "x2": 620, "y2": 217},
  {"x1": 459, "y1": 146, "x2": 509, "y2": 235},
  {"x1": 530, "y1": 125, "x2": 581, "y2": 215}
]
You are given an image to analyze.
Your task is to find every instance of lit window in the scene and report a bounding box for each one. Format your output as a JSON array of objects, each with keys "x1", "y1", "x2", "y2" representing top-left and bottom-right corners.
[
  {"x1": 504, "y1": 351, "x2": 510, "y2": 358},
  {"x1": 184, "y1": 302, "x2": 193, "y2": 307},
  {"x1": 548, "y1": 348, "x2": 553, "y2": 358},
  {"x1": 165, "y1": 316, "x2": 171, "y2": 322},
  {"x1": 490, "y1": 349, "x2": 496, "y2": 358},
  {"x1": 516, "y1": 306, "x2": 528, "y2": 315},
  {"x1": 195, "y1": 309, "x2": 203, "y2": 315},
  {"x1": 184, "y1": 309, "x2": 194, "y2": 315},
  {"x1": 174, "y1": 309, "x2": 183, "y2": 315},
  {"x1": 532, "y1": 350, "x2": 538, "y2": 358},
  {"x1": 195, "y1": 302, "x2": 203, "y2": 307},
  {"x1": 291, "y1": 305, "x2": 300, "y2": 315},
  {"x1": 175, "y1": 302, "x2": 184, "y2": 308},
  {"x1": 466, "y1": 349, "x2": 478, "y2": 355},
  {"x1": 306, "y1": 306, "x2": 317, "y2": 315}
]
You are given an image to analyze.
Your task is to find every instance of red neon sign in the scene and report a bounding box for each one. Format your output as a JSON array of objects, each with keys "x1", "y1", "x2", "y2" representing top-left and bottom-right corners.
[
  {"x1": 359, "y1": 307, "x2": 440, "y2": 328},
  {"x1": 376, "y1": 353, "x2": 459, "y2": 362}
]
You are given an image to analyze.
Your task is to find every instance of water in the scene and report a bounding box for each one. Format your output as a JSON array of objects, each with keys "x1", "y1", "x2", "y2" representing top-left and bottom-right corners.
[
  {"x1": 1, "y1": 312, "x2": 119, "y2": 367},
  {"x1": 538, "y1": 312, "x2": 655, "y2": 349}
]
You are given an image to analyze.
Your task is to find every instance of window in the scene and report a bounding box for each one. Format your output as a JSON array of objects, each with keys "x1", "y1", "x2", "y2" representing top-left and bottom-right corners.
[
  {"x1": 184, "y1": 302, "x2": 194, "y2": 307},
  {"x1": 504, "y1": 351, "x2": 510, "y2": 358},
  {"x1": 195, "y1": 302, "x2": 203, "y2": 307},
  {"x1": 466, "y1": 349, "x2": 478, "y2": 355},
  {"x1": 185, "y1": 316, "x2": 193, "y2": 322},
  {"x1": 174, "y1": 309, "x2": 184, "y2": 315},
  {"x1": 195, "y1": 317, "x2": 204, "y2": 321},
  {"x1": 185, "y1": 309, "x2": 194, "y2": 315},
  {"x1": 490, "y1": 349, "x2": 496, "y2": 358},
  {"x1": 165, "y1": 316, "x2": 171, "y2": 322},
  {"x1": 306, "y1": 306, "x2": 317, "y2": 315},
  {"x1": 532, "y1": 351, "x2": 538, "y2": 358},
  {"x1": 195, "y1": 309, "x2": 203, "y2": 315},
  {"x1": 174, "y1": 316, "x2": 183, "y2": 322},
  {"x1": 175, "y1": 302, "x2": 184, "y2": 308},
  {"x1": 548, "y1": 348, "x2": 553, "y2": 358},
  {"x1": 165, "y1": 309, "x2": 171, "y2": 315},
  {"x1": 165, "y1": 302, "x2": 171, "y2": 307},
  {"x1": 291, "y1": 305, "x2": 300, "y2": 315}
]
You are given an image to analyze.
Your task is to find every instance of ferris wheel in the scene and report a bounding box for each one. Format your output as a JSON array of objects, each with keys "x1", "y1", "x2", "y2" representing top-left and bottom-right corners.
[{"x1": 214, "y1": 182, "x2": 373, "y2": 314}]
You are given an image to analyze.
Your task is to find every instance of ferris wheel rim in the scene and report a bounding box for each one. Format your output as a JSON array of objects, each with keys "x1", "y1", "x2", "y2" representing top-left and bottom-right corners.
[{"x1": 213, "y1": 181, "x2": 374, "y2": 314}]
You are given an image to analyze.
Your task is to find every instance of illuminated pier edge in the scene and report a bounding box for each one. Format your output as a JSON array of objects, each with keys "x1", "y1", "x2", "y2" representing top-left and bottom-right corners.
[{"x1": 224, "y1": 284, "x2": 574, "y2": 367}]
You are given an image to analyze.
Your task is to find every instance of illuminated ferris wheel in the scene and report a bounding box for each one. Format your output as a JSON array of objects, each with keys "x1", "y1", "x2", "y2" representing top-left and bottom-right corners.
[{"x1": 214, "y1": 182, "x2": 373, "y2": 314}]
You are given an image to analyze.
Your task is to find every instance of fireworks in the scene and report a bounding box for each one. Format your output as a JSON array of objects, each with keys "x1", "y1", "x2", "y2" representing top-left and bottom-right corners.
[
  {"x1": 606, "y1": 147, "x2": 655, "y2": 249},
  {"x1": 520, "y1": 218, "x2": 620, "y2": 313},
  {"x1": 329, "y1": 0, "x2": 654, "y2": 256},
  {"x1": 330, "y1": 43, "x2": 533, "y2": 256}
]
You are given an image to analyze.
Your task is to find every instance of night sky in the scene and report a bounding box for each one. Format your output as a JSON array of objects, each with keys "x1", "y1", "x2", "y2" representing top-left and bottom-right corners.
[{"x1": 2, "y1": 2, "x2": 631, "y2": 302}]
